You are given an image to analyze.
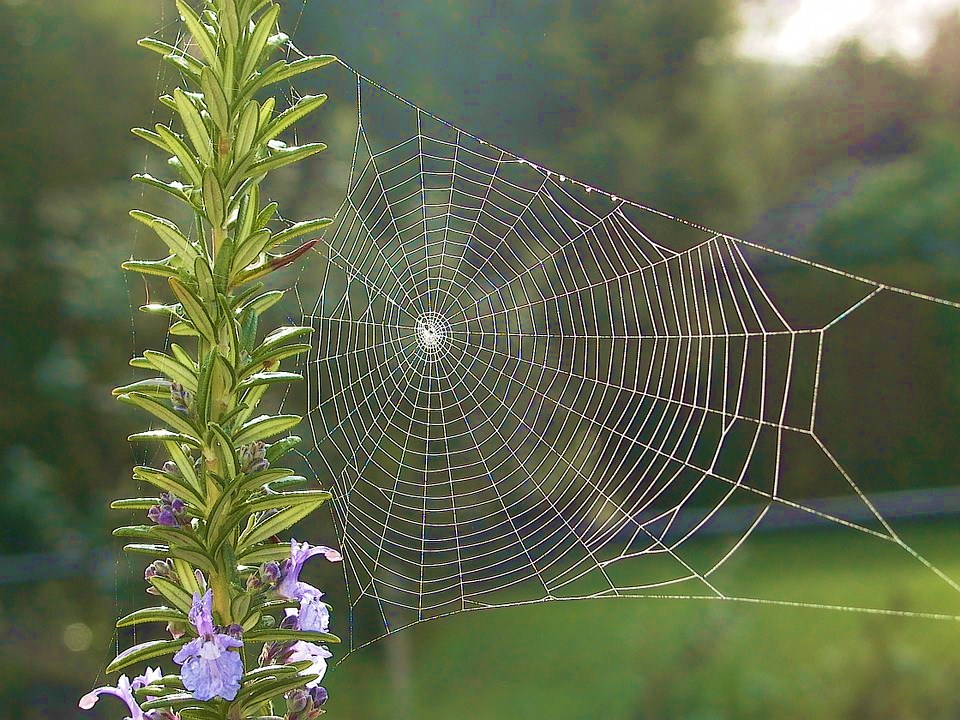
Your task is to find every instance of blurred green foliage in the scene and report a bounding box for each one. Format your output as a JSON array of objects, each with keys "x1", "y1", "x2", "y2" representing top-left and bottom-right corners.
[{"x1": 3, "y1": 0, "x2": 960, "y2": 718}]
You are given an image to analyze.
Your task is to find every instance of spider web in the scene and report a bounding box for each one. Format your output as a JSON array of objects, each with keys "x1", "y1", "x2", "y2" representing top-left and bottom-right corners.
[{"x1": 269, "y1": 55, "x2": 960, "y2": 654}]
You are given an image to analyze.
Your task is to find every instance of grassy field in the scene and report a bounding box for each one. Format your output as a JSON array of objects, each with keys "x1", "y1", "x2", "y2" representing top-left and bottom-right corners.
[{"x1": 325, "y1": 520, "x2": 960, "y2": 720}]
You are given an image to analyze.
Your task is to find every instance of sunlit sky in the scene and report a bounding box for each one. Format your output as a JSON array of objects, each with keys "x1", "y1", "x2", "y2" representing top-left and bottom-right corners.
[{"x1": 740, "y1": 0, "x2": 960, "y2": 63}]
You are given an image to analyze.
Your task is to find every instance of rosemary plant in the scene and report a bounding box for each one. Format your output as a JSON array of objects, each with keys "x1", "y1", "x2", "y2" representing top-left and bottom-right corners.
[{"x1": 80, "y1": 2, "x2": 340, "y2": 718}]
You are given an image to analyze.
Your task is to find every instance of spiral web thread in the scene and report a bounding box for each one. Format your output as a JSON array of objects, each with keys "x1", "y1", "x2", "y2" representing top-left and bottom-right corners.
[{"x1": 277, "y1": 54, "x2": 960, "y2": 654}]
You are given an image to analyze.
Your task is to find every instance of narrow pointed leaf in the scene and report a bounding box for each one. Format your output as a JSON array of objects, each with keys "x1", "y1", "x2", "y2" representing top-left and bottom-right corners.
[
  {"x1": 244, "y1": 143, "x2": 326, "y2": 179},
  {"x1": 173, "y1": 88, "x2": 213, "y2": 164},
  {"x1": 119, "y1": 392, "x2": 199, "y2": 437},
  {"x1": 130, "y1": 211, "x2": 199, "y2": 265},
  {"x1": 143, "y1": 350, "x2": 198, "y2": 393},
  {"x1": 260, "y1": 94, "x2": 327, "y2": 143},
  {"x1": 107, "y1": 638, "x2": 188, "y2": 674},
  {"x1": 169, "y1": 277, "x2": 217, "y2": 342},
  {"x1": 175, "y1": 0, "x2": 219, "y2": 69},
  {"x1": 116, "y1": 606, "x2": 186, "y2": 628},
  {"x1": 234, "y1": 414, "x2": 300, "y2": 446}
]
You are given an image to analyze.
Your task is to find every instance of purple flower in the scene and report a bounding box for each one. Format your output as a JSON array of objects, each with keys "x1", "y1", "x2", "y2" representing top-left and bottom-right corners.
[
  {"x1": 172, "y1": 590, "x2": 244, "y2": 702},
  {"x1": 286, "y1": 594, "x2": 330, "y2": 633},
  {"x1": 286, "y1": 641, "x2": 332, "y2": 688},
  {"x1": 277, "y1": 539, "x2": 342, "y2": 601},
  {"x1": 148, "y1": 492, "x2": 186, "y2": 528},
  {"x1": 285, "y1": 686, "x2": 328, "y2": 720},
  {"x1": 170, "y1": 382, "x2": 191, "y2": 414},
  {"x1": 79, "y1": 668, "x2": 162, "y2": 719}
]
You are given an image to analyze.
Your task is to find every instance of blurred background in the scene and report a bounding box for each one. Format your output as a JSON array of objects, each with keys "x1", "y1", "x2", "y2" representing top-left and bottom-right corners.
[{"x1": 3, "y1": 0, "x2": 960, "y2": 718}]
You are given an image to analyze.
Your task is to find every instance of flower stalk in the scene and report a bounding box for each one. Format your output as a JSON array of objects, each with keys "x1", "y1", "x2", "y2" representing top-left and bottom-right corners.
[{"x1": 83, "y1": 1, "x2": 342, "y2": 717}]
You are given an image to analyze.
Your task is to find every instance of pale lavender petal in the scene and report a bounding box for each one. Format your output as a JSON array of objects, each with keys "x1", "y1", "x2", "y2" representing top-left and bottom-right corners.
[
  {"x1": 296, "y1": 595, "x2": 330, "y2": 633},
  {"x1": 287, "y1": 641, "x2": 332, "y2": 688},
  {"x1": 78, "y1": 675, "x2": 143, "y2": 719},
  {"x1": 180, "y1": 641, "x2": 244, "y2": 701},
  {"x1": 188, "y1": 590, "x2": 214, "y2": 636},
  {"x1": 278, "y1": 539, "x2": 341, "y2": 600},
  {"x1": 132, "y1": 667, "x2": 163, "y2": 691},
  {"x1": 218, "y1": 634, "x2": 244, "y2": 650},
  {"x1": 173, "y1": 637, "x2": 203, "y2": 665}
]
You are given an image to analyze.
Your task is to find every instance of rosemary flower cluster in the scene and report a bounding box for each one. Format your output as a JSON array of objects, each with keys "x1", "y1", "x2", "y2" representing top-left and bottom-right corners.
[{"x1": 81, "y1": 1, "x2": 342, "y2": 717}]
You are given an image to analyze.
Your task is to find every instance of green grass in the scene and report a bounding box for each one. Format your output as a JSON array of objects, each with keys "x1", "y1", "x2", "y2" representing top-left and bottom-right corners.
[{"x1": 326, "y1": 521, "x2": 960, "y2": 720}]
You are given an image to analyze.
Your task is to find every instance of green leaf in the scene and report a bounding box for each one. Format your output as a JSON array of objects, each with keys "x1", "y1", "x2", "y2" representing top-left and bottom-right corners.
[
  {"x1": 149, "y1": 577, "x2": 196, "y2": 615},
  {"x1": 129, "y1": 429, "x2": 201, "y2": 447},
  {"x1": 244, "y1": 490, "x2": 331, "y2": 514},
  {"x1": 244, "y1": 142, "x2": 327, "y2": 179},
  {"x1": 206, "y1": 423, "x2": 239, "y2": 479},
  {"x1": 234, "y1": 414, "x2": 301, "y2": 446},
  {"x1": 155, "y1": 125, "x2": 203, "y2": 185},
  {"x1": 194, "y1": 256, "x2": 216, "y2": 304},
  {"x1": 265, "y1": 435, "x2": 301, "y2": 464},
  {"x1": 260, "y1": 55, "x2": 337, "y2": 87},
  {"x1": 237, "y1": 289, "x2": 284, "y2": 316},
  {"x1": 234, "y1": 673, "x2": 319, "y2": 712},
  {"x1": 175, "y1": 0, "x2": 219, "y2": 69},
  {"x1": 219, "y1": 0, "x2": 240, "y2": 45},
  {"x1": 237, "y1": 542, "x2": 291, "y2": 565},
  {"x1": 122, "y1": 544, "x2": 169, "y2": 559},
  {"x1": 107, "y1": 638, "x2": 188, "y2": 674},
  {"x1": 138, "y1": 37, "x2": 204, "y2": 78},
  {"x1": 116, "y1": 606, "x2": 186, "y2": 628},
  {"x1": 205, "y1": 485, "x2": 240, "y2": 552},
  {"x1": 238, "y1": 500, "x2": 322, "y2": 548},
  {"x1": 200, "y1": 67, "x2": 229, "y2": 135},
  {"x1": 122, "y1": 257, "x2": 180, "y2": 279},
  {"x1": 270, "y1": 217, "x2": 333, "y2": 247},
  {"x1": 133, "y1": 173, "x2": 191, "y2": 203},
  {"x1": 234, "y1": 100, "x2": 260, "y2": 161},
  {"x1": 112, "y1": 378, "x2": 171, "y2": 399},
  {"x1": 255, "y1": 200, "x2": 278, "y2": 229},
  {"x1": 118, "y1": 392, "x2": 199, "y2": 437},
  {"x1": 170, "y1": 321, "x2": 200, "y2": 336},
  {"x1": 232, "y1": 467, "x2": 294, "y2": 494},
  {"x1": 140, "y1": 694, "x2": 205, "y2": 712},
  {"x1": 260, "y1": 94, "x2": 327, "y2": 143},
  {"x1": 231, "y1": 229, "x2": 272, "y2": 274},
  {"x1": 132, "y1": 126, "x2": 169, "y2": 153},
  {"x1": 164, "y1": 440, "x2": 203, "y2": 497},
  {"x1": 132, "y1": 468, "x2": 204, "y2": 509},
  {"x1": 173, "y1": 557, "x2": 203, "y2": 595},
  {"x1": 243, "y1": 628, "x2": 339, "y2": 644},
  {"x1": 266, "y1": 475, "x2": 311, "y2": 492},
  {"x1": 130, "y1": 211, "x2": 199, "y2": 265},
  {"x1": 170, "y1": 546, "x2": 217, "y2": 574},
  {"x1": 143, "y1": 350, "x2": 198, "y2": 393},
  {"x1": 173, "y1": 88, "x2": 213, "y2": 165},
  {"x1": 110, "y1": 497, "x2": 162, "y2": 510},
  {"x1": 238, "y1": 306, "x2": 260, "y2": 354},
  {"x1": 202, "y1": 167, "x2": 226, "y2": 229},
  {"x1": 169, "y1": 277, "x2": 217, "y2": 343},
  {"x1": 240, "y1": 3, "x2": 280, "y2": 81},
  {"x1": 237, "y1": 371, "x2": 302, "y2": 390}
]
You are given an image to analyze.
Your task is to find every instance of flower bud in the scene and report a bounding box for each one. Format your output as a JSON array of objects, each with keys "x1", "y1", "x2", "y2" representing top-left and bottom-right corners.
[
  {"x1": 279, "y1": 613, "x2": 299, "y2": 630},
  {"x1": 169, "y1": 382, "x2": 192, "y2": 414},
  {"x1": 310, "y1": 686, "x2": 328, "y2": 707},
  {"x1": 147, "y1": 491, "x2": 187, "y2": 528},
  {"x1": 287, "y1": 689, "x2": 309, "y2": 714},
  {"x1": 261, "y1": 561, "x2": 281, "y2": 584},
  {"x1": 145, "y1": 559, "x2": 176, "y2": 582},
  {"x1": 225, "y1": 623, "x2": 244, "y2": 639}
]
